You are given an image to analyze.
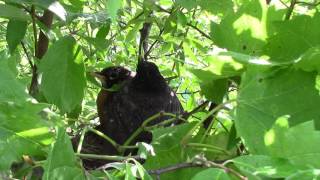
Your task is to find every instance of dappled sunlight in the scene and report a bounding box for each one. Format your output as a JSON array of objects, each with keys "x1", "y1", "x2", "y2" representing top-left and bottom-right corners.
[
  {"x1": 233, "y1": 14, "x2": 267, "y2": 41},
  {"x1": 17, "y1": 127, "x2": 53, "y2": 145},
  {"x1": 264, "y1": 115, "x2": 290, "y2": 147},
  {"x1": 264, "y1": 129, "x2": 275, "y2": 146}
]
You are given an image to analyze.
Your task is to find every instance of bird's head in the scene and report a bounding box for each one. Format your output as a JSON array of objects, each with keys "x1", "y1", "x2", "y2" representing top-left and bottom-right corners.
[
  {"x1": 133, "y1": 60, "x2": 167, "y2": 91},
  {"x1": 136, "y1": 61, "x2": 162, "y2": 80},
  {"x1": 92, "y1": 66, "x2": 133, "y2": 89}
]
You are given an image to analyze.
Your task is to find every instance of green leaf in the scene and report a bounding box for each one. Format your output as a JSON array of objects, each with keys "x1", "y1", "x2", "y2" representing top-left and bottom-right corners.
[
  {"x1": 210, "y1": 0, "x2": 284, "y2": 55},
  {"x1": 6, "y1": 20, "x2": 27, "y2": 54},
  {"x1": 295, "y1": 46, "x2": 320, "y2": 72},
  {"x1": 219, "y1": 51, "x2": 289, "y2": 67},
  {"x1": 143, "y1": 123, "x2": 202, "y2": 179},
  {"x1": 96, "y1": 22, "x2": 111, "y2": 39},
  {"x1": 40, "y1": 36, "x2": 86, "y2": 113},
  {"x1": 106, "y1": 0, "x2": 123, "y2": 21},
  {"x1": 163, "y1": 13, "x2": 178, "y2": 34},
  {"x1": 43, "y1": 127, "x2": 85, "y2": 180},
  {"x1": 0, "y1": 64, "x2": 53, "y2": 170},
  {"x1": 198, "y1": 0, "x2": 233, "y2": 15},
  {"x1": 191, "y1": 168, "x2": 231, "y2": 180},
  {"x1": 200, "y1": 78, "x2": 228, "y2": 103},
  {"x1": 126, "y1": 25, "x2": 140, "y2": 43},
  {"x1": 176, "y1": 0, "x2": 197, "y2": 10},
  {"x1": 235, "y1": 67, "x2": 320, "y2": 154},
  {"x1": 189, "y1": 55, "x2": 243, "y2": 81},
  {"x1": 264, "y1": 14, "x2": 320, "y2": 62},
  {"x1": 6, "y1": 0, "x2": 67, "y2": 21},
  {"x1": 0, "y1": 102, "x2": 53, "y2": 170},
  {"x1": 0, "y1": 4, "x2": 31, "y2": 21},
  {"x1": 0, "y1": 59, "x2": 28, "y2": 103},
  {"x1": 177, "y1": 11, "x2": 187, "y2": 26},
  {"x1": 233, "y1": 155, "x2": 298, "y2": 178},
  {"x1": 287, "y1": 169, "x2": 320, "y2": 180},
  {"x1": 265, "y1": 120, "x2": 320, "y2": 168}
]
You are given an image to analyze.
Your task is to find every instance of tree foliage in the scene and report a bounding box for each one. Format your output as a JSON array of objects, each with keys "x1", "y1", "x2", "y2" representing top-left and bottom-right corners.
[{"x1": 0, "y1": 0, "x2": 320, "y2": 179}]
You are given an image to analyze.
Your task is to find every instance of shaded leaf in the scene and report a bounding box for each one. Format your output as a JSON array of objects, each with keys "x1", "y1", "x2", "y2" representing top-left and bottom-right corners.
[
  {"x1": 0, "y1": 63, "x2": 53, "y2": 170},
  {"x1": 265, "y1": 120, "x2": 320, "y2": 168},
  {"x1": 264, "y1": 14, "x2": 320, "y2": 62},
  {"x1": 0, "y1": 4, "x2": 30, "y2": 21},
  {"x1": 106, "y1": 0, "x2": 123, "y2": 21},
  {"x1": 233, "y1": 155, "x2": 298, "y2": 178},
  {"x1": 235, "y1": 67, "x2": 320, "y2": 154},
  {"x1": 6, "y1": 20, "x2": 27, "y2": 54},
  {"x1": 40, "y1": 36, "x2": 86, "y2": 113},
  {"x1": 191, "y1": 168, "x2": 231, "y2": 180},
  {"x1": 176, "y1": 0, "x2": 197, "y2": 10},
  {"x1": 43, "y1": 127, "x2": 85, "y2": 180}
]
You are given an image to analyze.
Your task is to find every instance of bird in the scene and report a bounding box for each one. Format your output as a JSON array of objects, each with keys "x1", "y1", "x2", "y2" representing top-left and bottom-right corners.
[
  {"x1": 78, "y1": 60, "x2": 184, "y2": 169},
  {"x1": 99, "y1": 60, "x2": 184, "y2": 145}
]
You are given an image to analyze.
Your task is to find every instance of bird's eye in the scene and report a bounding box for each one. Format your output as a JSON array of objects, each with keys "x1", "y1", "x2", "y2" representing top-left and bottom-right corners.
[{"x1": 109, "y1": 72, "x2": 117, "y2": 80}]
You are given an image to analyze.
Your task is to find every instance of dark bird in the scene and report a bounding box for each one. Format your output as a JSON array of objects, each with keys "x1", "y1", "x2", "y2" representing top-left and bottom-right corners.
[{"x1": 78, "y1": 61, "x2": 184, "y2": 169}]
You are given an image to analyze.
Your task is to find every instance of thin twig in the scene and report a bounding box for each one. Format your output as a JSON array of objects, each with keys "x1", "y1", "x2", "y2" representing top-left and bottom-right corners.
[
  {"x1": 144, "y1": 28, "x2": 164, "y2": 58},
  {"x1": 186, "y1": 23, "x2": 212, "y2": 41},
  {"x1": 30, "y1": 5, "x2": 38, "y2": 56},
  {"x1": 122, "y1": 112, "x2": 180, "y2": 148},
  {"x1": 88, "y1": 128, "x2": 120, "y2": 151},
  {"x1": 279, "y1": 0, "x2": 290, "y2": 7},
  {"x1": 20, "y1": 42, "x2": 34, "y2": 69},
  {"x1": 148, "y1": 155, "x2": 247, "y2": 180}
]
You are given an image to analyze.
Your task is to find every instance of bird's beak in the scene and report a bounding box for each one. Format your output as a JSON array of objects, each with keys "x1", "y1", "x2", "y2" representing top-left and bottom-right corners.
[{"x1": 91, "y1": 72, "x2": 106, "y2": 84}]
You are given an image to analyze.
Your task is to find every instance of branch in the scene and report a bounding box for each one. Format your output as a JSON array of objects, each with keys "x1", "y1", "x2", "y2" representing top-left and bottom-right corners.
[
  {"x1": 122, "y1": 112, "x2": 181, "y2": 148},
  {"x1": 87, "y1": 127, "x2": 120, "y2": 151},
  {"x1": 29, "y1": 9, "x2": 54, "y2": 96},
  {"x1": 138, "y1": 21, "x2": 153, "y2": 61},
  {"x1": 144, "y1": 28, "x2": 164, "y2": 58},
  {"x1": 21, "y1": 41, "x2": 34, "y2": 69},
  {"x1": 148, "y1": 155, "x2": 247, "y2": 180},
  {"x1": 186, "y1": 23, "x2": 212, "y2": 41},
  {"x1": 285, "y1": 0, "x2": 297, "y2": 20}
]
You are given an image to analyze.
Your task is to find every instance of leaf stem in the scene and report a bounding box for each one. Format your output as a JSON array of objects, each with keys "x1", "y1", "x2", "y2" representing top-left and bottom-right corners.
[
  {"x1": 76, "y1": 127, "x2": 88, "y2": 153},
  {"x1": 75, "y1": 153, "x2": 141, "y2": 161},
  {"x1": 88, "y1": 127, "x2": 119, "y2": 150},
  {"x1": 122, "y1": 112, "x2": 180, "y2": 149}
]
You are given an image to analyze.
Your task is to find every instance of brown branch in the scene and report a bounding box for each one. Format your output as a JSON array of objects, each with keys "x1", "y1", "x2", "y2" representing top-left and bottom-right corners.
[
  {"x1": 21, "y1": 42, "x2": 34, "y2": 69},
  {"x1": 31, "y1": 6, "x2": 38, "y2": 56},
  {"x1": 186, "y1": 23, "x2": 212, "y2": 40},
  {"x1": 138, "y1": 20, "x2": 153, "y2": 61},
  {"x1": 148, "y1": 155, "x2": 247, "y2": 180},
  {"x1": 285, "y1": 0, "x2": 297, "y2": 20},
  {"x1": 29, "y1": 9, "x2": 54, "y2": 96},
  {"x1": 144, "y1": 28, "x2": 164, "y2": 58}
]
